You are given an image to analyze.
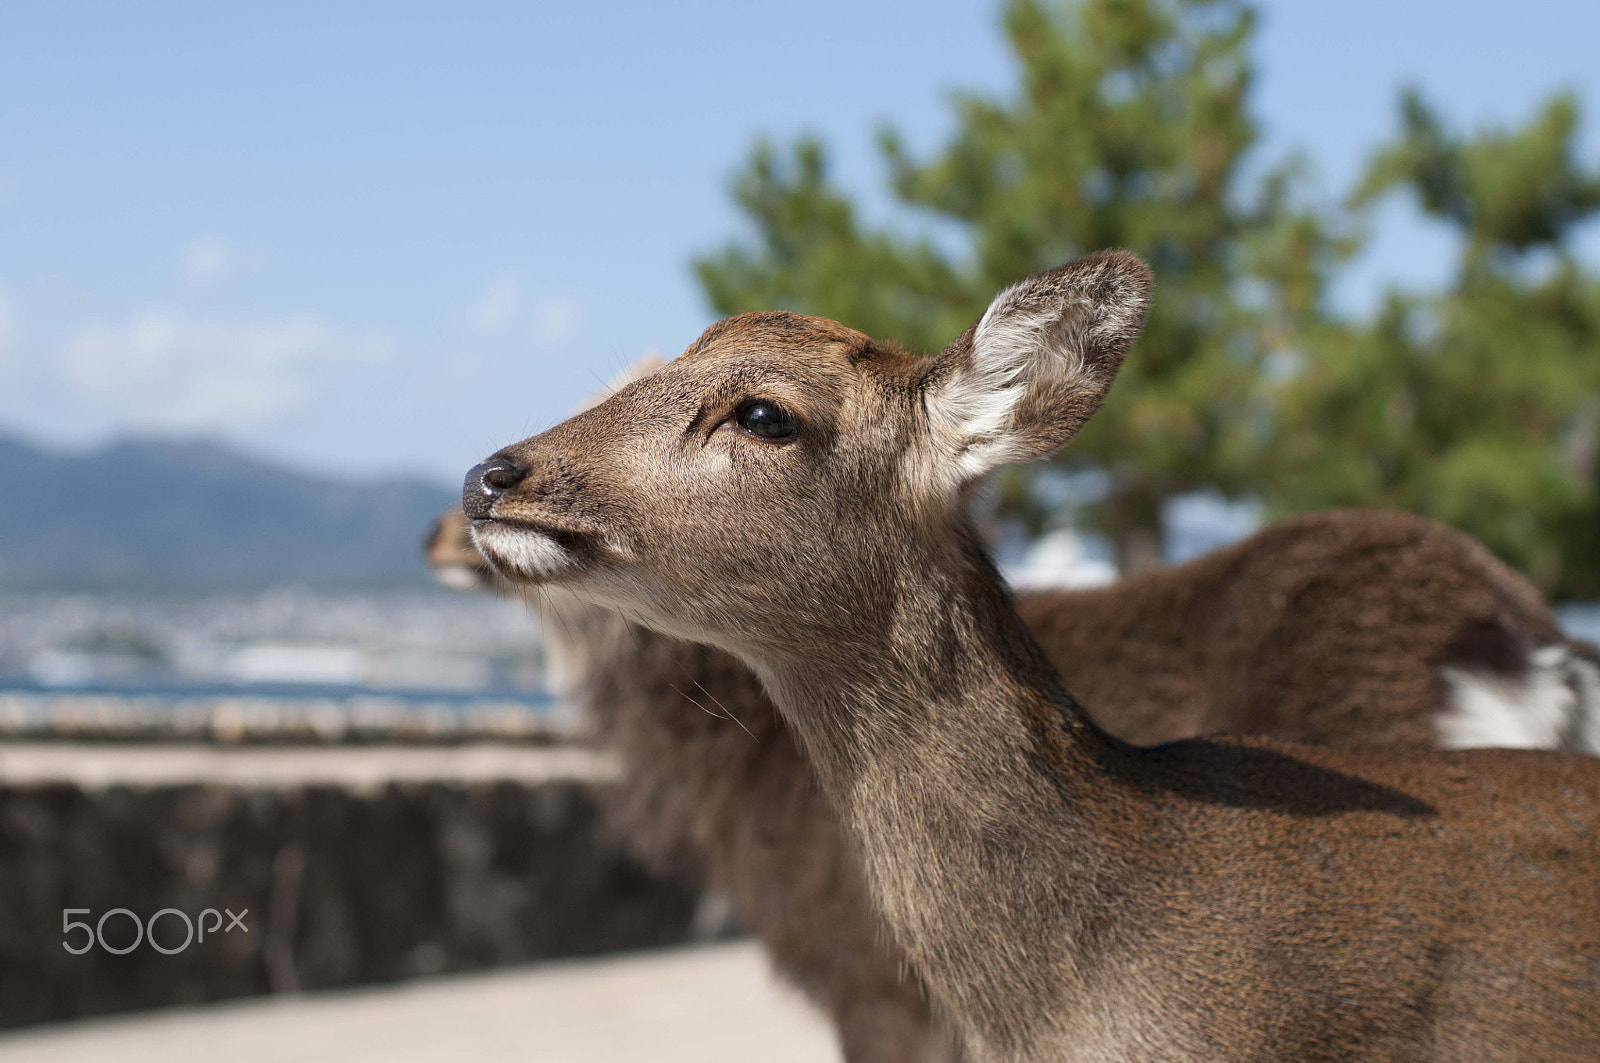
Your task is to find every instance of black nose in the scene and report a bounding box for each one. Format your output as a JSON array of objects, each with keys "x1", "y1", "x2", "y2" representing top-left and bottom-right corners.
[{"x1": 463, "y1": 459, "x2": 527, "y2": 520}]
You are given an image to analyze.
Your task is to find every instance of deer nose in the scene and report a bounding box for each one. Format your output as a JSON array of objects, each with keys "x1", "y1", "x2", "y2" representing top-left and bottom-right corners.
[{"x1": 462, "y1": 459, "x2": 527, "y2": 519}]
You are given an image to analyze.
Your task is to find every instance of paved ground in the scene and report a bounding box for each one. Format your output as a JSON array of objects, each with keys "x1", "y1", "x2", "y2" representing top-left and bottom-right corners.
[{"x1": 0, "y1": 941, "x2": 841, "y2": 1063}]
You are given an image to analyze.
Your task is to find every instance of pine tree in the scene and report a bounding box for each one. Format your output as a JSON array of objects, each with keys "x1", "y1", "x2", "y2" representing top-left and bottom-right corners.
[{"x1": 1268, "y1": 91, "x2": 1600, "y2": 595}]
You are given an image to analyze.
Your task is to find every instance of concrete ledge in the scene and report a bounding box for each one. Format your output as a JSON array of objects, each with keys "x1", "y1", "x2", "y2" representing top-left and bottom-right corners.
[
  {"x1": 0, "y1": 760, "x2": 700, "y2": 1028},
  {"x1": 0, "y1": 742, "x2": 618, "y2": 790}
]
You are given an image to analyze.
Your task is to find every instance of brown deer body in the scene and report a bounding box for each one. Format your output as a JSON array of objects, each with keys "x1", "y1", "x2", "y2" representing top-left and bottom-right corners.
[
  {"x1": 427, "y1": 503, "x2": 1598, "y2": 1061},
  {"x1": 1017, "y1": 512, "x2": 1600, "y2": 751},
  {"x1": 461, "y1": 255, "x2": 1600, "y2": 1061}
]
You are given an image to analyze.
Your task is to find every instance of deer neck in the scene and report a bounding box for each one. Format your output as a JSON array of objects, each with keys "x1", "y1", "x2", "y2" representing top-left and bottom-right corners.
[{"x1": 749, "y1": 527, "x2": 1146, "y2": 1056}]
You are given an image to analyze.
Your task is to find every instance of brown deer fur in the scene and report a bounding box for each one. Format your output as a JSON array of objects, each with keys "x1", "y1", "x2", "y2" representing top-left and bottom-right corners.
[
  {"x1": 464, "y1": 250, "x2": 1600, "y2": 1061},
  {"x1": 427, "y1": 501, "x2": 1599, "y2": 1061}
]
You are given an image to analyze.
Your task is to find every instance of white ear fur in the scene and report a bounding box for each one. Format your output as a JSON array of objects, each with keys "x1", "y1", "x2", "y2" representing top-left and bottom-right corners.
[{"x1": 927, "y1": 249, "x2": 1151, "y2": 482}]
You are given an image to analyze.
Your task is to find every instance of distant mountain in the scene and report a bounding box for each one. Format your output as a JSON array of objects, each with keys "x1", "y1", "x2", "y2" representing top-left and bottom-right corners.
[{"x1": 0, "y1": 433, "x2": 460, "y2": 590}]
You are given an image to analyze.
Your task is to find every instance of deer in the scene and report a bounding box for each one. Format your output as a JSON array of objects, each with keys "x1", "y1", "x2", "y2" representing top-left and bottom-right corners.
[{"x1": 462, "y1": 249, "x2": 1600, "y2": 1061}]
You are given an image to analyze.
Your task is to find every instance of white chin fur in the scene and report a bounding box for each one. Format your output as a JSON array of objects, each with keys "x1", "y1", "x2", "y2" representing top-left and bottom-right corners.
[{"x1": 470, "y1": 522, "x2": 576, "y2": 580}]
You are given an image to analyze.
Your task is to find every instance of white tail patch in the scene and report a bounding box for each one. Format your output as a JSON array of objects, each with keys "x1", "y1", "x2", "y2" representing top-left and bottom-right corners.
[{"x1": 1437, "y1": 645, "x2": 1584, "y2": 750}]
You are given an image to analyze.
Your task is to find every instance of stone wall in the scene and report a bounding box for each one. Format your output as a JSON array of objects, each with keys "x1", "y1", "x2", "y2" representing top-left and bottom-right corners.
[{"x1": 0, "y1": 765, "x2": 703, "y2": 1028}]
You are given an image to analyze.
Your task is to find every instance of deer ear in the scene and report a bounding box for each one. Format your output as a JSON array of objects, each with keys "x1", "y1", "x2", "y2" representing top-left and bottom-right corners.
[
  {"x1": 574, "y1": 352, "x2": 666, "y2": 414},
  {"x1": 924, "y1": 249, "x2": 1151, "y2": 483}
]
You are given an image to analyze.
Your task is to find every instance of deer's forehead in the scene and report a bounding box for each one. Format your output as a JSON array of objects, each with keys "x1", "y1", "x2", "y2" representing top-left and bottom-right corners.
[
  {"x1": 691, "y1": 309, "x2": 870, "y2": 355},
  {"x1": 662, "y1": 360, "x2": 840, "y2": 404},
  {"x1": 654, "y1": 315, "x2": 925, "y2": 403},
  {"x1": 676, "y1": 338, "x2": 856, "y2": 382}
]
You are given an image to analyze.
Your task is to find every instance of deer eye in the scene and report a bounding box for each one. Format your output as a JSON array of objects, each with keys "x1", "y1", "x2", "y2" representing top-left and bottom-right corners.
[{"x1": 733, "y1": 400, "x2": 798, "y2": 441}]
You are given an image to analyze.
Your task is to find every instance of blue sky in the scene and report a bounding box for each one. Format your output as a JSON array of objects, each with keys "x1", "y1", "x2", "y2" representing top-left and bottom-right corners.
[{"x1": 2, "y1": 0, "x2": 1597, "y2": 485}]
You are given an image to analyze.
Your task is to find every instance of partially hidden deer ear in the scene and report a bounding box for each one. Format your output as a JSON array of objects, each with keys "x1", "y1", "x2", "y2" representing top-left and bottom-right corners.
[
  {"x1": 574, "y1": 352, "x2": 667, "y2": 414},
  {"x1": 924, "y1": 249, "x2": 1151, "y2": 483}
]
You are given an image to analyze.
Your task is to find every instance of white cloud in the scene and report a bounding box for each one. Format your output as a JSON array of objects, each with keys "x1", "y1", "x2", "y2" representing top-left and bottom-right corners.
[
  {"x1": 178, "y1": 235, "x2": 233, "y2": 287},
  {"x1": 464, "y1": 279, "x2": 584, "y2": 346},
  {"x1": 531, "y1": 296, "x2": 584, "y2": 345},
  {"x1": 465, "y1": 276, "x2": 522, "y2": 337},
  {"x1": 60, "y1": 310, "x2": 390, "y2": 432}
]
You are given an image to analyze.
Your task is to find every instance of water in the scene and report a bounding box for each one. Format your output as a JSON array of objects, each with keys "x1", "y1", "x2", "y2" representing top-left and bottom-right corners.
[
  {"x1": 0, "y1": 674, "x2": 553, "y2": 707},
  {"x1": 1558, "y1": 604, "x2": 1600, "y2": 645}
]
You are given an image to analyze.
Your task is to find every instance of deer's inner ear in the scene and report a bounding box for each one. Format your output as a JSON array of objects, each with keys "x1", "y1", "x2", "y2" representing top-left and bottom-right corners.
[{"x1": 925, "y1": 250, "x2": 1152, "y2": 483}]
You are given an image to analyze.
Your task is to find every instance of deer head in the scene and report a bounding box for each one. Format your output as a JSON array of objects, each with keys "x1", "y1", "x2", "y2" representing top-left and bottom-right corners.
[{"x1": 465, "y1": 249, "x2": 1150, "y2": 665}]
